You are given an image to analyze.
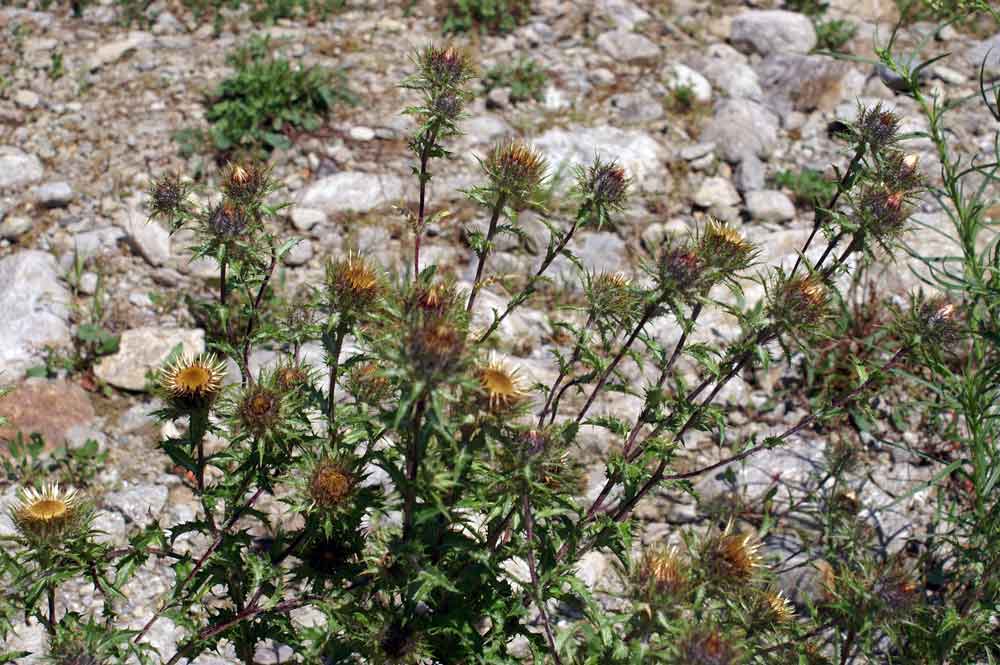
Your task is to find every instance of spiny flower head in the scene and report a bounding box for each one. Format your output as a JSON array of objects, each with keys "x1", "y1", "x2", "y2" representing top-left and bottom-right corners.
[
  {"x1": 658, "y1": 243, "x2": 705, "y2": 296},
  {"x1": 159, "y1": 352, "x2": 227, "y2": 410},
  {"x1": 308, "y1": 458, "x2": 356, "y2": 512},
  {"x1": 482, "y1": 139, "x2": 548, "y2": 209},
  {"x1": 273, "y1": 359, "x2": 313, "y2": 395},
  {"x1": 857, "y1": 103, "x2": 901, "y2": 153},
  {"x1": 378, "y1": 619, "x2": 422, "y2": 664},
  {"x1": 430, "y1": 90, "x2": 464, "y2": 121},
  {"x1": 763, "y1": 590, "x2": 795, "y2": 625},
  {"x1": 326, "y1": 252, "x2": 381, "y2": 315},
  {"x1": 416, "y1": 44, "x2": 473, "y2": 90},
  {"x1": 680, "y1": 630, "x2": 737, "y2": 665},
  {"x1": 222, "y1": 161, "x2": 270, "y2": 203},
  {"x1": 476, "y1": 355, "x2": 528, "y2": 412},
  {"x1": 699, "y1": 220, "x2": 756, "y2": 276},
  {"x1": 769, "y1": 272, "x2": 828, "y2": 328},
  {"x1": 882, "y1": 151, "x2": 922, "y2": 192},
  {"x1": 407, "y1": 313, "x2": 467, "y2": 379},
  {"x1": 147, "y1": 172, "x2": 189, "y2": 224},
  {"x1": 346, "y1": 362, "x2": 393, "y2": 405},
  {"x1": 637, "y1": 545, "x2": 687, "y2": 598},
  {"x1": 705, "y1": 522, "x2": 762, "y2": 582},
  {"x1": 10, "y1": 482, "x2": 90, "y2": 547},
  {"x1": 589, "y1": 271, "x2": 641, "y2": 322},
  {"x1": 577, "y1": 158, "x2": 630, "y2": 219},
  {"x1": 856, "y1": 183, "x2": 909, "y2": 242},
  {"x1": 206, "y1": 201, "x2": 249, "y2": 240},
  {"x1": 916, "y1": 297, "x2": 962, "y2": 345},
  {"x1": 237, "y1": 383, "x2": 283, "y2": 437}
]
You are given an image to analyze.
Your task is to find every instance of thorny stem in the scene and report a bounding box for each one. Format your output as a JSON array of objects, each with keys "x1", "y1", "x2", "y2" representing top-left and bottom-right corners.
[
  {"x1": 220, "y1": 257, "x2": 229, "y2": 341},
  {"x1": 403, "y1": 394, "x2": 429, "y2": 540},
  {"x1": 791, "y1": 144, "x2": 865, "y2": 278},
  {"x1": 486, "y1": 505, "x2": 517, "y2": 551},
  {"x1": 522, "y1": 493, "x2": 564, "y2": 665},
  {"x1": 133, "y1": 485, "x2": 266, "y2": 645},
  {"x1": 466, "y1": 193, "x2": 508, "y2": 316},
  {"x1": 414, "y1": 124, "x2": 441, "y2": 277},
  {"x1": 326, "y1": 320, "x2": 348, "y2": 442},
  {"x1": 574, "y1": 303, "x2": 656, "y2": 426},
  {"x1": 478, "y1": 212, "x2": 584, "y2": 345},
  {"x1": 47, "y1": 584, "x2": 55, "y2": 635},
  {"x1": 190, "y1": 408, "x2": 217, "y2": 533},
  {"x1": 537, "y1": 313, "x2": 596, "y2": 427},
  {"x1": 240, "y1": 244, "x2": 278, "y2": 387}
]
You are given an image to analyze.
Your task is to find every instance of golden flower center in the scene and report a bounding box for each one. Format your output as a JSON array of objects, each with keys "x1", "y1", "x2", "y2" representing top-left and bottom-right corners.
[
  {"x1": 481, "y1": 368, "x2": 516, "y2": 396},
  {"x1": 311, "y1": 467, "x2": 351, "y2": 506},
  {"x1": 176, "y1": 366, "x2": 212, "y2": 392},
  {"x1": 27, "y1": 499, "x2": 67, "y2": 521},
  {"x1": 249, "y1": 392, "x2": 275, "y2": 415}
]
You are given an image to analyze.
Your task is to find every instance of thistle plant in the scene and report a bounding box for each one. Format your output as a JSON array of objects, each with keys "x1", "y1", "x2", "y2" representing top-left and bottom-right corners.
[{"x1": 2, "y1": 24, "x2": 999, "y2": 665}]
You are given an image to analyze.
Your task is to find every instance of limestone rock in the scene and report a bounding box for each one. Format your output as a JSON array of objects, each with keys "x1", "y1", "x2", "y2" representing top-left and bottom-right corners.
[{"x1": 94, "y1": 327, "x2": 204, "y2": 391}]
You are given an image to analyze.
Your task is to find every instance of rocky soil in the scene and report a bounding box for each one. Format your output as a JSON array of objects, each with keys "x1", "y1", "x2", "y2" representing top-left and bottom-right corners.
[{"x1": 0, "y1": 0, "x2": 998, "y2": 661}]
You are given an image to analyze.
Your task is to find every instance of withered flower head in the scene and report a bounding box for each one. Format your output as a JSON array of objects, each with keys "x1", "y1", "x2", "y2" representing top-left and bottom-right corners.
[
  {"x1": 857, "y1": 184, "x2": 909, "y2": 241},
  {"x1": 160, "y1": 352, "x2": 227, "y2": 409},
  {"x1": 326, "y1": 252, "x2": 381, "y2": 313},
  {"x1": 769, "y1": 273, "x2": 828, "y2": 327},
  {"x1": 763, "y1": 590, "x2": 795, "y2": 624},
  {"x1": 238, "y1": 384, "x2": 282, "y2": 436},
  {"x1": 476, "y1": 355, "x2": 527, "y2": 412},
  {"x1": 680, "y1": 630, "x2": 737, "y2": 665},
  {"x1": 700, "y1": 220, "x2": 756, "y2": 275},
  {"x1": 411, "y1": 279, "x2": 460, "y2": 314},
  {"x1": 579, "y1": 158, "x2": 630, "y2": 212},
  {"x1": 876, "y1": 566, "x2": 919, "y2": 612},
  {"x1": 206, "y1": 202, "x2": 249, "y2": 240},
  {"x1": 589, "y1": 271, "x2": 640, "y2": 321},
  {"x1": 431, "y1": 90, "x2": 463, "y2": 121},
  {"x1": 483, "y1": 139, "x2": 548, "y2": 208},
  {"x1": 858, "y1": 103, "x2": 901, "y2": 153},
  {"x1": 418, "y1": 44, "x2": 473, "y2": 89},
  {"x1": 637, "y1": 545, "x2": 687, "y2": 597},
  {"x1": 147, "y1": 173, "x2": 189, "y2": 222},
  {"x1": 10, "y1": 482, "x2": 89, "y2": 546},
  {"x1": 883, "y1": 151, "x2": 923, "y2": 192},
  {"x1": 659, "y1": 245, "x2": 705, "y2": 295},
  {"x1": 347, "y1": 362, "x2": 393, "y2": 404},
  {"x1": 274, "y1": 360, "x2": 312, "y2": 395},
  {"x1": 222, "y1": 161, "x2": 269, "y2": 202},
  {"x1": 706, "y1": 522, "x2": 762, "y2": 582},
  {"x1": 916, "y1": 297, "x2": 962, "y2": 344},
  {"x1": 408, "y1": 314, "x2": 466, "y2": 377},
  {"x1": 309, "y1": 459, "x2": 355, "y2": 512}
]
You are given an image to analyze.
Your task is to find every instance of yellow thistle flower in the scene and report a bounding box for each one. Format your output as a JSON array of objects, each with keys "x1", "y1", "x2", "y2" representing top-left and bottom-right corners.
[
  {"x1": 484, "y1": 139, "x2": 548, "y2": 207},
  {"x1": 327, "y1": 252, "x2": 381, "y2": 314},
  {"x1": 764, "y1": 590, "x2": 795, "y2": 624},
  {"x1": 160, "y1": 352, "x2": 227, "y2": 409},
  {"x1": 770, "y1": 273, "x2": 828, "y2": 327},
  {"x1": 639, "y1": 545, "x2": 687, "y2": 596},
  {"x1": 10, "y1": 482, "x2": 88, "y2": 546},
  {"x1": 706, "y1": 522, "x2": 762, "y2": 582},
  {"x1": 700, "y1": 220, "x2": 755, "y2": 274},
  {"x1": 477, "y1": 355, "x2": 527, "y2": 412},
  {"x1": 238, "y1": 384, "x2": 282, "y2": 436},
  {"x1": 309, "y1": 459, "x2": 354, "y2": 512}
]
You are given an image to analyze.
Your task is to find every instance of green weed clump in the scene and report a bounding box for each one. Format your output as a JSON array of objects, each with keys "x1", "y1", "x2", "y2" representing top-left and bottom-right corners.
[
  {"x1": 483, "y1": 58, "x2": 548, "y2": 104},
  {"x1": 773, "y1": 167, "x2": 838, "y2": 209},
  {"x1": 179, "y1": 36, "x2": 354, "y2": 157},
  {"x1": 2, "y1": 10, "x2": 1000, "y2": 665},
  {"x1": 443, "y1": 0, "x2": 531, "y2": 34}
]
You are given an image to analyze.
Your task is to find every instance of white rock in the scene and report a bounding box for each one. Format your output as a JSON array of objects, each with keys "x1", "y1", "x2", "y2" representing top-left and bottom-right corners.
[
  {"x1": 105, "y1": 483, "x2": 169, "y2": 526},
  {"x1": 13, "y1": 89, "x2": 40, "y2": 109},
  {"x1": 0, "y1": 251, "x2": 71, "y2": 381},
  {"x1": 298, "y1": 172, "x2": 405, "y2": 214},
  {"x1": 88, "y1": 31, "x2": 153, "y2": 71},
  {"x1": 0, "y1": 146, "x2": 44, "y2": 189},
  {"x1": 32, "y1": 181, "x2": 73, "y2": 208},
  {"x1": 703, "y1": 100, "x2": 780, "y2": 163},
  {"x1": 349, "y1": 126, "x2": 375, "y2": 141},
  {"x1": 665, "y1": 63, "x2": 712, "y2": 103},
  {"x1": 596, "y1": 29, "x2": 661, "y2": 63},
  {"x1": 533, "y1": 125, "x2": 668, "y2": 193},
  {"x1": 730, "y1": 10, "x2": 817, "y2": 56},
  {"x1": 290, "y1": 206, "x2": 326, "y2": 232},
  {"x1": 123, "y1": 216, "x2": 171, "y2": 267},
  {"x1": 745, "y1": 190, "x2": 796, "y2": 222},
  {"x1": 694, "y1": 176, "x2": 741, "y2": 208},
  {"x1": 93, "y1": 327, "x2": 204, "y2": 391},
  {"x1": 283, "y1": 238, "x2": 314, "y2": 266}
]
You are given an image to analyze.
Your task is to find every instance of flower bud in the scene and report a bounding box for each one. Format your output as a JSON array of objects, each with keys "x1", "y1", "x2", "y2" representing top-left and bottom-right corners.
[{"x1": 483, "y1": 139, "x2": 548, "y2": 208}]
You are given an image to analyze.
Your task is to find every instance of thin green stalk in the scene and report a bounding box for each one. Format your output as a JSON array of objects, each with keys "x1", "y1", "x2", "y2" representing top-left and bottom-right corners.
[{"x1": 466, "y1": 193, "x2": 508, "y2": 315}]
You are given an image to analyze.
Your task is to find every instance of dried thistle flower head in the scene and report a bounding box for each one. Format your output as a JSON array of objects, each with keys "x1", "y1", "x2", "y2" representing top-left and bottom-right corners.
[
  {"x1": 222, "y1": 161, "x2": 269, "y2": 202},
  {"x1": 917, "y1": 297, "x2": 962, "y2": 344},
  {"x1": 857, "y1": 184, "x2": 909, "y2": 242},
  {"x1": 476, "y1": 355, "x2": 527, "y2": 412},
  {"x1": 876, "y1": 563, "x2": 919, "y2": 612},
  {"x1": 578, "y1": 158, "x2": 630, "y2": 214},
  {"x1": 347, "y1": 362, "x2": 393, "y2": 404},
  {"x1": 160, "y1": 352, "x2": 227, "y2": 410},
  {"x1": 699, "y1": 220, "x2": 756, "y2": 276},
  {"x1": 430, "y1": 90, "x2": 464, "y2": 121},
  {"x1": 705, "y1": 522, "x2": 762, "y2": 582},
  {"x1": 858, "y1": 103, "x2": 901, "y2": 153},
  {"x1": 206, "y1": 202, "x2": 249, "y2": 240},
  {"x1": 238, "y1": 384, "x2": 282, "y2": 437},
  {"x1": 589, "y1": 271, "x2": 640, "y2": 321},
  {"x1": 326, "y1": 252, "x2": 381, "y2": 314},
  {"x1": 658, "y1": 244, "x2": 705, "y2": 296},
  {"x1": 769, "y1": 273, "x2": 828, "y2": 328},
  {"x1": 637, "y1": 545, "x2": 687, "y2": 597},
  {"x1": 308, "y1": 459, "x2": 355, "y2": 512},
  {"x1": 483, "y1": 139, "x2": 548, "y2": 208},
  {"x1": 10, "y1": 482, "x2": 89, "y2": 547},
  {"x1": 408, "y1": 314, "x2": 467, "y2": 378},
  {"x1": 680, "y1": 630, "x2": 737, "y2": 665},
  {"x1": 417, "y1": 44, "x2": 473, "y2": 89},
  {"x1": 763, "y1": 590, "x2": 795, "y2": 624},
  {"x1": 274, "y1": 360, "x2": 312, "y2": 395},
  {"x1": 147, "y1": 173, "x2": 189, "y2": 223}
]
